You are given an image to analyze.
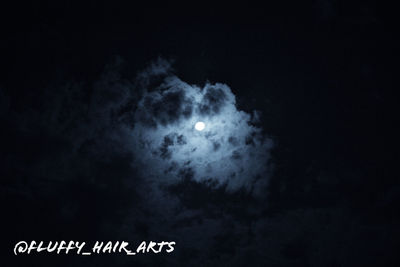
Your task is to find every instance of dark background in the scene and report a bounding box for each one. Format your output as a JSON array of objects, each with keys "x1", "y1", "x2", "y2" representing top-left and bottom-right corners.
[{"x1": 0, "y1": 1, "x2": 397, "y2": 266}]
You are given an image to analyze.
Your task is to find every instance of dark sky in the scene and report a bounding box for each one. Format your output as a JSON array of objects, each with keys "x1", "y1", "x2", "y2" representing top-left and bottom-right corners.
[{"x1": 0, "y1": 1, "x2": 397, "y2": 266}]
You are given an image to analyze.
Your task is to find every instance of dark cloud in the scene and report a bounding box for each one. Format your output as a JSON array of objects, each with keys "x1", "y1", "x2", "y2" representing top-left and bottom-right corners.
[
  {"x1": 198, "y1": 86, "x2": 227, "y2": 116},
  {"x1": 2, "y1": 55, "x2": 395, "y2": 267},
  {"x1": 138, "y1": 89, "x2": 193, "y2": 127}
]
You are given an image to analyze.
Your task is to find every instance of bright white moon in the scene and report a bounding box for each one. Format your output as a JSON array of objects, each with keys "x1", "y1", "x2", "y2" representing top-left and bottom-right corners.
[{"x1": 195, "y1": 121, "x2": 205, "y2": 131}]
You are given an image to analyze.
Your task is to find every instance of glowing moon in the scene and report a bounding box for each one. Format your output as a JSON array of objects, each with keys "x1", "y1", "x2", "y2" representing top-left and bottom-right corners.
[{"x1": 195, "y1": 121, "x2": 205, "y2": 131}]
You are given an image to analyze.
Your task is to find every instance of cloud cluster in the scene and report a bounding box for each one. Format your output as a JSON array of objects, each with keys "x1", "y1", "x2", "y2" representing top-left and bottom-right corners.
[{"x1": 132, "y1": 60, "x2": 273, "y2": 195}]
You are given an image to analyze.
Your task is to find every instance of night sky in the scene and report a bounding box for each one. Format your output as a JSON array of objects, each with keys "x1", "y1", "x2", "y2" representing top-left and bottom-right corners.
[{"x1": 1, "y1": 1, "x2": 397, "y2": 266}]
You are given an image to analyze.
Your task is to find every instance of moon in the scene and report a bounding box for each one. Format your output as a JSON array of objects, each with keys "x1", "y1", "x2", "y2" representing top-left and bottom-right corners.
[{"x1": 195, "y1": 121, "x2": 205, "y2": 131}]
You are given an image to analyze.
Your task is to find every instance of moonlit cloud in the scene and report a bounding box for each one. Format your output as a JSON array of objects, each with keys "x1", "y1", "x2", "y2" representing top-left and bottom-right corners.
[{"x1": 132, "y1": 60, "x2": 274, "y2": 195}]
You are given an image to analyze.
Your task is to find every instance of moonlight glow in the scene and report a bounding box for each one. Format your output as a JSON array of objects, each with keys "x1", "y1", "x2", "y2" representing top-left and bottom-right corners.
[
  {"x1": 195, "y1": 121, "x2": 205, "y2": 131},
  {"x1": 132, "y1": 60, "x2": 273, "y2": 195}
]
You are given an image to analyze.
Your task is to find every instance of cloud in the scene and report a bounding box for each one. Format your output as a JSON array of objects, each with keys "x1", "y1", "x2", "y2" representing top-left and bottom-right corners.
[{"x1": 132, "y1": 60, "x2": 274, "y2": 196}]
